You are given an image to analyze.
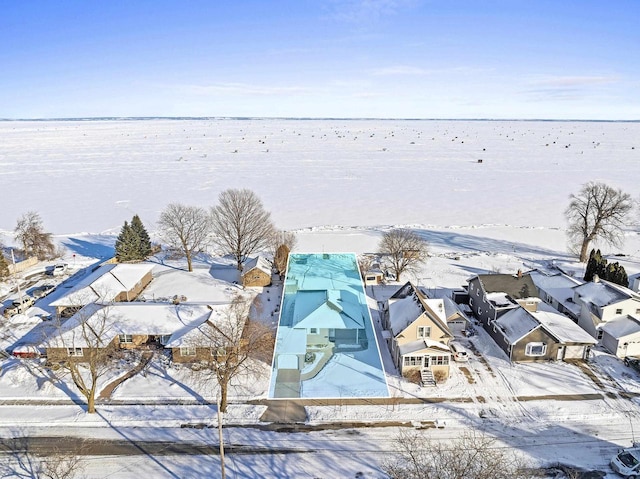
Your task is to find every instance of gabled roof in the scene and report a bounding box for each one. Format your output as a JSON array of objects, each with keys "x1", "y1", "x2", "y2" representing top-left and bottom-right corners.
[
  {"x1": 292, "y1": 289, "x2": 365, "y2": 330},
  {"x1": 494, "y1": 303, "x2": 596, "y2": 345},
  {"x1": 471, "y1": 273, "x2": 539, "y2": 300},
  {"x1": 388, "y1": 282, "x2": 452, "y2": 339},
  {"x1": 50, "y1": 263, "x2": 154, "y2": 307},
  {"x1": 574, "y1": 279, "x2": 640, "y2": 308},
  {"x1": 600, "y1": 315, "x2": 640, "y2": 339},
  {"x1": 165, "y1": 303, "x2": 237, "y2": 347},
  {"x1": 242, "y1": 256, "x2": 272, "y2": 277},
  {"x1": 46, "y1": 303, "x2": 213, "y2": 348}
]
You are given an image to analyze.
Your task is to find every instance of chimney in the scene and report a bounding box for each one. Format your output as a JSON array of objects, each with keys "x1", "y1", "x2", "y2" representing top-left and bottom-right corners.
[
  {"x1": 593, "y1": 274, "x2": 600, "y2": 283},
  {"x1": 517, "y1": 269, "x2": 522, "y2": 279}
]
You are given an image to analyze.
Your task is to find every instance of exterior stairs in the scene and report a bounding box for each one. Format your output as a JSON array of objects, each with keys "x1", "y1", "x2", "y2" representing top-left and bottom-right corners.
[{"x1": 421, "y1": 369, "x2": 436, "y2": 387}]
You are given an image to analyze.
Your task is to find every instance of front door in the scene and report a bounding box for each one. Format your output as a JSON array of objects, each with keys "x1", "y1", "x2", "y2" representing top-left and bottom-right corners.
[{"x1": 423, "y1": 356, "x2": 430, "y2": 369}]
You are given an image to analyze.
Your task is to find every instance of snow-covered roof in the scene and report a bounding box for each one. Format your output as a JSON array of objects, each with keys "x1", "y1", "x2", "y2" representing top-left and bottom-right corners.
[
  {"x1": 399, "y1": 338, "x2": 450, "y2": 356},
  {"x1": 50, "y1": 263, "x2": 153, "y2": 307},
  {"x1": 242, "y1": 256, "x2": 271, "y2": 277},
  {"x1": 292, "y1": 289, "x2": 364, "y2": 330},
  {"x1": 495, "y1": 304, "x2": 597, "y2": 345},
  {"x1": 574, "y1": 279, "x2": 639, "y2": 308},
  {"x1": 441, "y1": 296, "x2": 469, "y2": 322},
  {"x1": 486, "y1": 292, "x2": 517, "y2": 309},
  {"x1": 474, "y1": 273, "x2": 538, "y2": 300},
  {"x1": 164, "y1": 303, "x2": 234, "y2": 347},
  {"x1": 600, "y1": 315, "x2": 640, "y2": 340},
  {"x1": 532, "y1": 303, "x2": 597, "y2": 345},
  {"x1": 529, "y1": 270, "x2": 583, "y2": 291},
  {"x1": 389, "y1": 293, "x2": 425, "y2": 336},
  {"x1": 46, "y1": 303, "x2": 213, "y2": 348},
  {"x1": 494, "y1": 308, "x2": 540, "y2": 344}
]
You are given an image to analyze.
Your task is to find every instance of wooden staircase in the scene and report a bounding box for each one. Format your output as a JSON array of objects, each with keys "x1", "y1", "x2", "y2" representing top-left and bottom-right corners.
[{"x1": 421, "y1": 369, "x2": 436, "y2": 387}]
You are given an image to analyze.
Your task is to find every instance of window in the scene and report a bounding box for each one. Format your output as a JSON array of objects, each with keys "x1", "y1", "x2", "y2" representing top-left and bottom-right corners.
[
  {"x1": 180, "y1": 347, "x2": 196, "y2": 357},
  {"x1": 616, "y1": 308, "x2": 623, "y2": 315},
  {"x1": 470, "y1": 283, "x2": 474, "y2": 291},
  {"x1": 525, "y1": 342, "x2": 547, "y2": 357},
  {"x1": 310, "y1": 328, "x2": 318, "y2": 334},
  {"x1": 417, "y1": 326, "x2": 431, "y2": 338},
  {"x1": 403, "y1": 356, "x2": 422, "y2": 367},
  {"x1": 469, "y1": 298, "x2": 474, "y2": 307},
  {"x1": 597, "y1": 329, "x2": 604, "y2": 340},
  {"x1": 476, "y1": 289, "x2": 480, "y2": 296},
  {"x1": 432, "y1": 355, "x2": 449, "y2": 366},
  {"x1": 636, "y1": 309, "x2": 640, "y2": 315},
  {"x1": 67, "y1": 347, "x2": 83, "y2": 357},
  {"x1": 118, "y1": 334, "x2": 133, "y2": 344}
]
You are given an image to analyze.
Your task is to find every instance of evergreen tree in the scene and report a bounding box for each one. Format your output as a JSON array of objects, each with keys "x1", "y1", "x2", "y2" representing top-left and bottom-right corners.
[
  {"x1": 130, "y1": 214, "x2": 152, "y2": 258},
  {"x1": 583, "y1": 249, "x2": 598, "y2": 281},
  {"x1": 115, "y1": 221, "x2": 139, "y2": 262}
]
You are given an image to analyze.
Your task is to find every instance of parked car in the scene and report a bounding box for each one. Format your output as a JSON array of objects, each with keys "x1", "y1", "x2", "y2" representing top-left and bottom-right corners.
[
  {"x1": 51, "y1": 263, "x2": 68, "y2": 276},
  {"x1": 32, "y1": 284, "x2": 56, "y2": 299},
  {"x1": 624, "y1": 356, "x2": 640, "y2": 373},
  {"x1": 450, "y1": 342, "x2": 469, "y2": 362},
  {"x1": 611, "y1": 442, "x2": 640, "y2": 477},
  {"x1": 4, "y1": 296, "x2": 35, "y2": 317}
]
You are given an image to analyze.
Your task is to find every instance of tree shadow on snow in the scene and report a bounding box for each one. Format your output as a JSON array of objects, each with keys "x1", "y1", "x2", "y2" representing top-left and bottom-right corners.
[{"x1": 60, "y1": 237, "x2": 115, "y2": 260}]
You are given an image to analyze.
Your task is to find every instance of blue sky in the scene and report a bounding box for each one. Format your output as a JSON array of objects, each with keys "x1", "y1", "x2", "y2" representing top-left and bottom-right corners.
[{"x1": 1, "y1": 0, "x2": 638, "y2": 119}]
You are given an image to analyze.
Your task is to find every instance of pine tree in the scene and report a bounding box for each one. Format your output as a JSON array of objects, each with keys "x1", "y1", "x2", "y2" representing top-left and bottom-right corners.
[
  {"x1": 583, "y1": 249, "x2": 598, "y2": 281},
  {"x1": 130, "y1": 214, "x2": 152, "y2": 259},
  {"x1": 115, "y1": 221, "x2": 139, "y2": 262}
]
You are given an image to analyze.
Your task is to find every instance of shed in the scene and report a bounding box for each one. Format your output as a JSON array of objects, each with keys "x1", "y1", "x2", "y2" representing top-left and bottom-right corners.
[{"x1": 241, "y1": 256, "x2": 272, "y2": 287}]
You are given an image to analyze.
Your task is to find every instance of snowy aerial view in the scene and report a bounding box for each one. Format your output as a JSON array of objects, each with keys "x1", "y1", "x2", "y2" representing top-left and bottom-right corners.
[{"x1": 1, "y1": 2, "x2": 640, "y2": 479}]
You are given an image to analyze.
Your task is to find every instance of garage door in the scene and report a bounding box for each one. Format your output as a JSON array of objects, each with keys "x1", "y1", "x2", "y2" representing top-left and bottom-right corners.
[{"x1": 564, "y1": 345, "x2": 586, "y2": 360}]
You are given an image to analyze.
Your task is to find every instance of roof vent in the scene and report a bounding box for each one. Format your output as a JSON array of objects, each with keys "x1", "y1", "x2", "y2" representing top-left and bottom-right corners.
[{"x1": 593, "y1": 274, "x2": 600, "y2": 283}]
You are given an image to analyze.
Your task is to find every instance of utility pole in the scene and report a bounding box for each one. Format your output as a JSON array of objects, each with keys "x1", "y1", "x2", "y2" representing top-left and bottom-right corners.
[
  {"x1": 10, "y1": 249, "x2": 24, "y2": 305},
  {"x1": 217, "y1": 394, "x2": 226, "y2": 479}
]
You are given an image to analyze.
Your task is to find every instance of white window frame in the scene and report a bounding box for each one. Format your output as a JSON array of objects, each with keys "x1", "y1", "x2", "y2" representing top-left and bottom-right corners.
[
  {"x1": 118, "y1": 334, "x2": 133, "y2": 344},
  {"x1": 310, "y1": 328, "x2": 318, "y2": 334},
  {"x1": 525, "y1": 342, "x2": 547, "y2": 357},
  {"x1": 67, "y1": 347, "x2": 83, "y2": 357},
  {"x1": 180, "y1": 347, "x2": 196, "y2": 357},
  {"x1": 615, "y1": 308, "x2": 623, "y2": 315},
  {"x1": 417, "y1": 326, "x2": 431, "y2": 339},
  {"x1": 403, "y1": 355, "x2": 423, "y2": 367}
]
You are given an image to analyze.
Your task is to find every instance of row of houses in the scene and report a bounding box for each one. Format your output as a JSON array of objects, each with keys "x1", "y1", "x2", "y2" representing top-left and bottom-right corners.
[
  {"x1": 15, "y1": 257, "x2": 274, "y2": 361},
  {"x1": 467, "y1": 270, "x2": 640, "y2": 361}
]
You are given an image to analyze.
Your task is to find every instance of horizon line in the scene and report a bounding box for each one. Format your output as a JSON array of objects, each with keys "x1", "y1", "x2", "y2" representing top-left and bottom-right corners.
[{"x1": 0, "y1": 116, "x2": 638, "y2": 123}]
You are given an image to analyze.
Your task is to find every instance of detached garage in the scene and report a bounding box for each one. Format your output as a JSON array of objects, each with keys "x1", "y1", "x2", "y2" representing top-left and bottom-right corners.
[{"x1": 600, "y1": 315, "x2": 640, "y2": 359}]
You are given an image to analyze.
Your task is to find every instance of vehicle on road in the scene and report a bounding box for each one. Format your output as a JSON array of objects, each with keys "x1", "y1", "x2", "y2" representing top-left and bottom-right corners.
[
  {"x1": 611, "y1": 443, "x2": 640, "y2": 477},
  {"x1": 3, "y1": 296, "x2": 35, "y2": 317}
]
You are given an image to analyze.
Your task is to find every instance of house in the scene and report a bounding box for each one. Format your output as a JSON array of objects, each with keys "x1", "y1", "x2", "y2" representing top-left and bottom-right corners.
[
  {"x1": 241, "y1": 256, "x2": 272, "y2": 287},
  {"x1": 467, "y1": 271, "x2": 539, "y2": 327},
  {"x1": 528, "y1": 270, "x2": 583, "y2": 320},
  {"x1": 491, "y1": 300, "x2": 596, "y2": 362},
  {"x1": 383, "y1": 282, "x2": 453, "y2": 382},
  {"x1": 362, "y1": 262, "x2": 385, "y2": 286},
  {"x1": 44, "y1": 302, "x2": 214, "y2": 361},
  {"x1": 50, "y1": 263, "x2": 154, "y2": 317},
  {"x1": 164, "y1": 303, "x2": 244, "y2": 363},
  {"x1": 572, "y1": 276, "x2": 640, "y2": 357},
  {"x1": 629, "y1": 273, "x2": 640, "y2": 294}
]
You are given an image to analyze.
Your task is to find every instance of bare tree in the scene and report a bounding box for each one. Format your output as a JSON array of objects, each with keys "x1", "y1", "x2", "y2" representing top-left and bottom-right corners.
[
  {"x1": 158, "y1": 203, "x2": 211, "y2": 272},
  {"x1": 14, "y1": 211, "x2": 56, "y2": 260},
  {"x1": 382, "y1": 430, "x2": 532, "y2": 479},
  {"x1": 379, "y1": 228, "x2": 428, "y2": 281},
  {"x1": 186, "y1": 297, "x2": 274, "y2": 412},
  {"x1": 271, "y1": 230, "x2": 297, "y2": 276},
  {"x1": 210, "y1": 189, "x2": 276, "y2": 271},
  {"x1": 565, "y1": 181, "x2": 633, "y2": 262},
  {"x1": 47, "y1": 305, "x2": 124, "y2": 413}
]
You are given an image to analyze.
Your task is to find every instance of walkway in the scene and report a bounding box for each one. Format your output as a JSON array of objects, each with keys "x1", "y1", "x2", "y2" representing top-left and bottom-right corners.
[{"x1": 98, "y1": 351, "x2": 154, "y2": 400}]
